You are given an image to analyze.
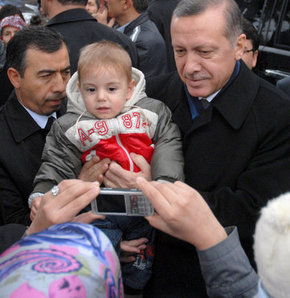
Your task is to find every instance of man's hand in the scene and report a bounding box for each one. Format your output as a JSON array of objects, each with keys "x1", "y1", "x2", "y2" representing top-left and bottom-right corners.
[
  {"x1": 136, "y1": 178, "x2": 227, "y2": 250},
  {"x1": 78, "y1": 155, "x2": 111, "y2": 183},
  {"x1": 93, "y1": 0, "x2": 115, "y2": 27},
  {"x1": 120, "y1": 238, "x2": 149, "y2": 263},
  {"x1": 30, "y1": 196, "x2": 42, "y2": 221},
  {"x1": 104, "y1": 153, "x2": 152, "y2": 188},
  {"x1": 26, "y1": 180, "x2": 104, "y2": 235}
]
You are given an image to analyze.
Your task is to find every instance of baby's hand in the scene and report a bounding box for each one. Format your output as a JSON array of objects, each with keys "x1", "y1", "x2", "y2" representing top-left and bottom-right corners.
[{"x1": 30, "y1": 196, "x2": 42, "y2": 221}]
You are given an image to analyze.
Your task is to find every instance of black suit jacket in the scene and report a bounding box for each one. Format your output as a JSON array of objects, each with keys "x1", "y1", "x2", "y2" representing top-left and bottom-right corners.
[
  {"x1": 147, "y1": 0, "x2": 181, "y2": 72},
  {"x1": 46, "y1": 8, "x2": 139, "y2": 74},
  {"x1": 0, "y1": 92, "x2": 65, "y2": 226},
  {"x1": 145, "y1": 62, "x2": 290, "y2": 297}
]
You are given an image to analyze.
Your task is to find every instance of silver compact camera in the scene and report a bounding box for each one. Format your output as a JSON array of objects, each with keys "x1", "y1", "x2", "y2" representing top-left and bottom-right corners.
[{"x1": 91, "y1": 188, "x2": 154, "y2": 216}]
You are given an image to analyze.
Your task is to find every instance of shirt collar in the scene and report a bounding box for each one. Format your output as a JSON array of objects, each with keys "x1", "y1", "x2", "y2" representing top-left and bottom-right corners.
[
  {"x1": 198, "y1": 90, "x2": 220, "y2": 103},
  {"x1": 116, "y1": 21, "x2": 131, "y2": 33},
  {"x1": 18, "y1": 100, "x2": 57, "y2": 129},
  {"x1": 257, "y1": 280, "x2": 271, "y2": 298},
  {"x1": 185, "y1": 60, "x2": 241, "y2": 119}
]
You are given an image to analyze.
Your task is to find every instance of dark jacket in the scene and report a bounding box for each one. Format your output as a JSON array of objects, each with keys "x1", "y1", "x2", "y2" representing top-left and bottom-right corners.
[
  {"x1": 145, "y1": 62, "x2": 290, "y2": 297},
  {"x1": 277, "y1": 76, "x2": 290, "y2": 96},
  {"x1": 123, "y1": 11, "x2": 168, "y2": 78},
  {"x1": 0, "y1": 40, "x2": 5, "y2": 70},
  {"x1": 46, "y1": 8, "x2": 139, "y2": 74},
  {"x1": 148, "y1": 0, "x2": 181, "y2": 72},
  {"x1": 0, "y1": 92, "x2": 65, "y2": 226}
]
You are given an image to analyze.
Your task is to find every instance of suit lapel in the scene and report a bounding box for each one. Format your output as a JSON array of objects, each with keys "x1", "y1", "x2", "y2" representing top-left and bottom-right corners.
[
  {"x1": 4, "y1": 92, "x2": 42, "y2": 143},
  {"x1": 213, "y1": 63, "x2": 259, "y2": 130},
  {"x1": 4, "y1": 92, "x2": 67, "y2": 143}
]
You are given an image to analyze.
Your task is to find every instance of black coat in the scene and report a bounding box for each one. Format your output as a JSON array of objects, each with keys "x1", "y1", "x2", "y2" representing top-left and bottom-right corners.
[
  {"x1": 145, "y1": 62, "x2": 290, "y2": 297},
  {"x1": 46, "y1": 8, "x2": 139, "y2": 74},
  {"x1": 147, "y1": 0, "x2": 181, "y2": 72},
  {"x1": 123, "y1": 11, "x2": 168, "y2": 78},
  {"x1": 0, "y1": 93, "x2": 65, "y2": 226}
]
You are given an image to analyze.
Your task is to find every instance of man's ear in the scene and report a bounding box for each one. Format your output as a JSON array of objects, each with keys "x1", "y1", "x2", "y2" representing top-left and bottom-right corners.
[
  {"x1": 7, "y1": 68, "x2": 22, "y2": 89},
  {"x1": 122, "y1": 0, "x2": 132, "y2": 10},
  {"x1": 235, "y1": 33, "x2": 246, "y2": 60}
]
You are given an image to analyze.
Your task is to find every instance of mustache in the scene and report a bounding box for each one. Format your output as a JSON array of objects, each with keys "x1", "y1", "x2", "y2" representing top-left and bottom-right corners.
[
  {"x1": 46, "y1": 93, "x2": 66, "y2": 101},
  {"x1": 183, "y1": 72, "x2": 211, "y2": 80}
]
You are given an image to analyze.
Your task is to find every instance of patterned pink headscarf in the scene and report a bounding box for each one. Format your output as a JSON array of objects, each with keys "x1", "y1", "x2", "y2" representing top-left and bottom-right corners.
[{"x1": 0, "y1": 15, "x2": 25, "y2": 35}]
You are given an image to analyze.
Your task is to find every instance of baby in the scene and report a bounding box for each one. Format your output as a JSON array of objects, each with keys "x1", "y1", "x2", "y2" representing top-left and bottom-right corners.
[{"x1": 29, "y1": 40, "x2": 184, "y2": 293}]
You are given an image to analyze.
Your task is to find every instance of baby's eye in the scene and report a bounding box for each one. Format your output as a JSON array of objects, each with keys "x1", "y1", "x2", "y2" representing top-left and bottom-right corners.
[
  {"x1": 87, "y1": 87, "x2": 95, "y2": 92},
  {"x1": 109, "y1": 87, "x2": 117, "y2": 92}
]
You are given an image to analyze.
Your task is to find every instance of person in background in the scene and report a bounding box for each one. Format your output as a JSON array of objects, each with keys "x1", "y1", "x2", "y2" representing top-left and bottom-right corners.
[
  {"x1": 0, "y1": 4, "x2": 26, "y2": 105},
  {"x1": 147, "y1": 0, "x2": 181, "y2": 72},
  {"x1": 0, "y1": 15, "x2": 25, "y2": 45},
  {"x1": 0, "y1": 39, "x2": 5, "y2": 69},
  {"x1": 277, "y1": 76, "x2": 290, "y2": 96},
  {"x1": 86, "y1": 0, "x2": 100, "y2": 15},
  {"x1": 241, "y1": 17, "x2": 260, "y2": 69},
  {"x1": 0, "y1": 4, "x2": 25, "y2": 22},
  {"x1": 103, "y1": 0, "x2": 169, "y2": 78},
  {"x1": 42, "y1": 0, "x2": 138, "y2": 74}
]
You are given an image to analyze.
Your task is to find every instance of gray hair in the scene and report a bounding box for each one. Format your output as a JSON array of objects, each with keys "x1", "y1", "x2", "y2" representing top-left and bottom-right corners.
[{"x1": 173, "y1": 0, "x2": 243, "y2": 45}]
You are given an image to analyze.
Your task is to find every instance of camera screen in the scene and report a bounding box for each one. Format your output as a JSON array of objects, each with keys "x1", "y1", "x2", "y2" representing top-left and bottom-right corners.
[{"x1": 97, "y1": 194, "x2": 126, "y2": 213}]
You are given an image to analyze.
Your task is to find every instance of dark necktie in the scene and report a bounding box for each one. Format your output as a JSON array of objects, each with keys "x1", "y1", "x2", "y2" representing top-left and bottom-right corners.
[
  {"x1": 44, "y1": 116, "x2": 55, "y2": 135},
  {"x1": 192, "y1": 97, "x2": 210, "y2": 115}
]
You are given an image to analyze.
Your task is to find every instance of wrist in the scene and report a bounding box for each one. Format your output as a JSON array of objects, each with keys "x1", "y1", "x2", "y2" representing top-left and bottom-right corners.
[
  {"x1": 195, "y1": 225, "x2": 227, "y2": 251},
  {"x1": 28, "y1": 192, "x2": 44, "y2": 208}
]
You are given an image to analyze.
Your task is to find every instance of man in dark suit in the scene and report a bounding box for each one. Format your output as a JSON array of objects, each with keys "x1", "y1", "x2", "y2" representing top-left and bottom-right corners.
[
  {"x1": 0, "y1": 26, "x2": 70, "y2": 226},
  {"x1": 42, "y1": 0, "x2": 138, "y2": 74},
  {"x1": 0, "y1": 26, "x2": 109, "y2": 226},
  {"x1": 143, "y1": 0, "x2": 290, "y2": 296}
]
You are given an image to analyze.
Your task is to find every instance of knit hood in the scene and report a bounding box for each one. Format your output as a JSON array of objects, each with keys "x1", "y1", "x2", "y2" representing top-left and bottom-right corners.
[
  {"x1": 254, "y1": 192, "x2": 290, "y2": 298},
  {"x1": 66, "y1": 67, "x2": 147, "y2": 118}
]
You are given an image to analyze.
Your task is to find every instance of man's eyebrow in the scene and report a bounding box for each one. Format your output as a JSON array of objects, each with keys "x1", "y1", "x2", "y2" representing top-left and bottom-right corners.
[
  {"x1": 37, "y1": 66, "x2": 71, "y2": 75},
  {"x1": 61, "y1": 66, "x2": 71, "y2": 72},
  {"x1": 37, "y1": 69, "x2": 56, "y2": 75}
]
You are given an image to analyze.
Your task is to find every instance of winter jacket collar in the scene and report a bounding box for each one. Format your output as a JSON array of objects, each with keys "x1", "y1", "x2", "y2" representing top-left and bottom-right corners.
[
  {"x1": 123, "y1": 11, "x2": 151, "y2": 34},
  {"x1": 212, "y1": 61, "x2": 259, "y2": 130},
  {"x1": 46, "y1": 8, "x2": 94, "y2": 26}
]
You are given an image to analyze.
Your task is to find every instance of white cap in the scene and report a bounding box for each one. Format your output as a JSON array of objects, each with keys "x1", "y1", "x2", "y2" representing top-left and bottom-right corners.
[{"x1": 254, "y1": 192, "x2": 290, "y2": 298}]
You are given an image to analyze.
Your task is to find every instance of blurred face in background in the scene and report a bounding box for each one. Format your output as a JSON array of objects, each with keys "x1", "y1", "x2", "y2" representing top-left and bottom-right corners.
[
  {"x1": 86, "y1": 0, "x2": 99, "y2": 15},
  {"x1": 105, "y1": 0, "x2": 123, "y2": 19},
  {"x1": 1, "y1": 26, "x2": 19, "y2": 44},
  {"x1": 241, "y1": 38, "x2": 258, "y2": 69}
]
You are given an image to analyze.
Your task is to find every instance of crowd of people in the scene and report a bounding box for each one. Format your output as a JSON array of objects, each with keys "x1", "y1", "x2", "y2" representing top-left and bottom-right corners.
[{"x1": 0, "y1": 0, "x2": 290, "y2": 297}]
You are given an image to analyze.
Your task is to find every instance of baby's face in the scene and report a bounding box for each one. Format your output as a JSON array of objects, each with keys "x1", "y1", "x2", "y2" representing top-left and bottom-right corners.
[{"x1": 79, "y1": 66, "x2": 134, "y2": 119}]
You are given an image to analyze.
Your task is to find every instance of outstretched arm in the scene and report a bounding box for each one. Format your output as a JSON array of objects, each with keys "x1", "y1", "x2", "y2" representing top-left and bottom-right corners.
[
  {"x1": 136, "y1": 178, "x2": 259, "y2": 298},
  {"x1": 27, "y1": 179, "x2": 104, "y2": 235}
]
